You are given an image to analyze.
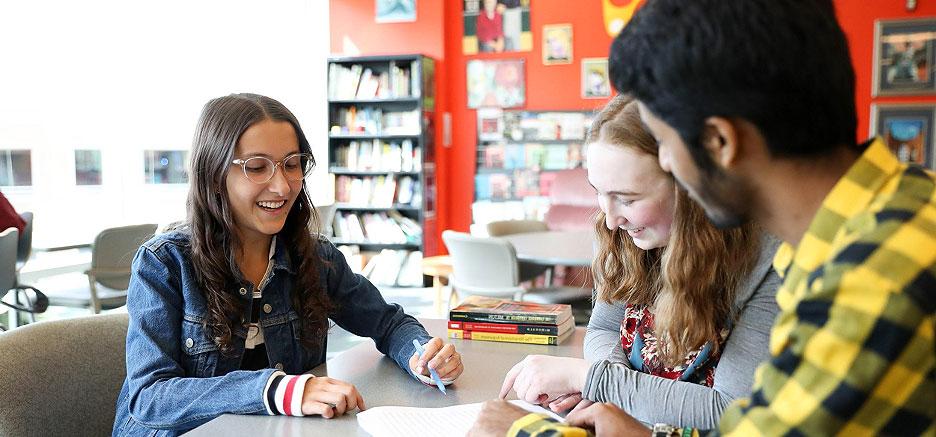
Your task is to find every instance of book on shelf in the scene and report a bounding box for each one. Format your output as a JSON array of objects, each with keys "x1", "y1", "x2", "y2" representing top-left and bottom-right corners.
[
  {"x1": 474, "y1": 174, "x2": 491, "y2": 201},
  {"x1": 332, "y1": 211, "x2": 421, "y2": 244},
  {"x1": 482, "y1": 144, "x2": 506, "y2": 169},
  {"x1": 333, "y1": 139, "x2": 419, "y2": 173},
  {"x1": 543, "y1": 144, "x2": 570, "y2": 170},
  {"x1": 449, "y1": 296, "x2": 574, "y2": 325},
  {"x1": 329, "y1": 106, "x2": 420, "y2": 136},
  {"x1": 328, "y1": 61, "x2": 419, "y2": 100},
  {"x1": 448, "y1": 316, "x2": 573, "y2": 336},
  {"x1": 489, "y1": 174, "x2": 512, "y2": 200},
  {"x1": 447, "y1": 329, "x2": 572, "y2": 345},
  {"x1": 359, "y1": 248, "x2": 422, "y2": 286},
  {"x1": 524, "y1": 143, "x2": 545, "y2": 170},
  {"x1": 504, "y1": 144, "x2": 526, "y2": 170},
  {"x1": 513, "y1": 169, "x2": 541, "y2": 197},
  {"x1": 335, "y1": 174, "x2": 420, "y2": 207}
]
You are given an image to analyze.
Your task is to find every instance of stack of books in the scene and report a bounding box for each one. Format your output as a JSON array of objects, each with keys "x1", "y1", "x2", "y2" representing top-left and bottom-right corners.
[{"x1": 447, "y1": 296, "x2": 574, "y2": 345}]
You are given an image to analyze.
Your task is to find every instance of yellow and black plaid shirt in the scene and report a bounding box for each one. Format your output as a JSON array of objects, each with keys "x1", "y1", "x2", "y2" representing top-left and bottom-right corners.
[{"x1": 509, "y1": 138, "x2": 935, "y2": 436}]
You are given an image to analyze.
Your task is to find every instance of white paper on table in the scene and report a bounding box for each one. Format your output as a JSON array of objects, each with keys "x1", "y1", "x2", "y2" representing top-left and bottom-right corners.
[{"x1": 356, "y1": 400, "x2": 563, "y2": 437}]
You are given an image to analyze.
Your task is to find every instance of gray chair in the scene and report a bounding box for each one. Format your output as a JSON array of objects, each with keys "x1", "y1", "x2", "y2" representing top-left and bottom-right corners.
[
  {"x1": 441, "y1": 230, "x2": 591, "y2": 306},
  {"x1": 6, "y1": 212, "x2": 49, "y2": 326},
  {"x1": 0, "y1": 228, "x2": 19, "y2": 330},
  {"x1": 45, "y1": 224, "x2": 157, "y2": 314},
  {"x1": 0, "y1": 313, "x2": 129, "y2": 436},
  {"x1": 314, "y1": 202, "x2": 338, "y2": 237},
  {"x1": 485, "y1": 219, "x2": 550, "y2": 283}
]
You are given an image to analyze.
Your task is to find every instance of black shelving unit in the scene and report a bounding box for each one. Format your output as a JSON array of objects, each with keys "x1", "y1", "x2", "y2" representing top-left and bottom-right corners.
[{"x1": 327, "y1": 54, "x2": 437, "y2": 286}]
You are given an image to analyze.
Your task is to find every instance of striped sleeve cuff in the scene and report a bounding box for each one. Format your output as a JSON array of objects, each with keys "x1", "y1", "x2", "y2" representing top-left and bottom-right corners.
[{"x1": 262, "y1": 371, "x2": 315, "y2": 416}]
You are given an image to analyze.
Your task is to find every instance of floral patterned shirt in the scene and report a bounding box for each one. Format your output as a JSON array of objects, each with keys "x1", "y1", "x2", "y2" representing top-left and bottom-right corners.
[{"x1": 620, "y1": 304, "x2": 729, "y2": 387}]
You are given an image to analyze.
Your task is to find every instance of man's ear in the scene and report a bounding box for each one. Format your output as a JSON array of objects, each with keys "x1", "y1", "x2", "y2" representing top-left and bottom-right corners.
[{"x1": 701, "y1": 116, "x2": 741, "y2": 170}]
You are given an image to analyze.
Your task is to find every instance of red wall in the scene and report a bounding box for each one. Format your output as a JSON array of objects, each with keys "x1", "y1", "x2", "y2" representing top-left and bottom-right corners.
[
  {"x1": 329, "y1": 0, "x2": 936, "y2": 252},
  {"x1": 836, "y1": 1, "x2": 936, "y2": 138},
  {"x1": 329, "y1": 0, "x2": 445, "y2": 59}
]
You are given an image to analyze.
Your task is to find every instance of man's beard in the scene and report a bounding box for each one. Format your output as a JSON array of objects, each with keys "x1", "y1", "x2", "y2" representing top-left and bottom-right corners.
[{"x1": 673, "y1": 171, "x2": 749, "y2": 229}]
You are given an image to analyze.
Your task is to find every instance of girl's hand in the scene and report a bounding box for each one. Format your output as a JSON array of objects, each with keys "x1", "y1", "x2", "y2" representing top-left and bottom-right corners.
[
  {"x1": 301, "y1": 376, "x2": 365, "y2": 418},
  {"x1": 408, "y1": 337, "x2": 464, "y2": 382},
  {"x1": 499, "y1": 355, "x2": 590, "y2": 405},
  {"x1": 548, "y1": 392, "x2": 594, "y2": 414}
]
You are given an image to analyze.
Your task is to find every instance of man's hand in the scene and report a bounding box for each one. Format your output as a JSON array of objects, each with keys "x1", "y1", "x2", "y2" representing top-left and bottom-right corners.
[
  {"x1": 467, "y1": 399, "x2": 530, "y2": 437},
  {"x1": 565, "y1": 402, "x2": 650, "y2": 436}
]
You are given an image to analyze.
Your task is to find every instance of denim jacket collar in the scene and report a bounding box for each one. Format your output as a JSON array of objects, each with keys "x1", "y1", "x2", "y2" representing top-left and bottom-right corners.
[{"x1": 270, "y1": 234, "x2": 296, "y2": 275}]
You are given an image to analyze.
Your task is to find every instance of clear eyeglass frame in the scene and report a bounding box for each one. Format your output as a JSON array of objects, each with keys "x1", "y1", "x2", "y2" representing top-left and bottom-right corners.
[{"x1": 230, "y1": 152, "x2": 313, "y2": 184}]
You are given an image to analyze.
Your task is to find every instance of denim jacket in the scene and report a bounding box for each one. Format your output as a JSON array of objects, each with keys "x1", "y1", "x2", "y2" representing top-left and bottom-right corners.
[{"x1": 112, "y1": 231, "x2": 430, "y2": 436}]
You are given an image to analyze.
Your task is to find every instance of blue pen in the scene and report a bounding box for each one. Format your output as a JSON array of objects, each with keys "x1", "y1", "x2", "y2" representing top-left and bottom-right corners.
[{"x1": 412, "y1": 339, "x2": 446, "y2": 394}]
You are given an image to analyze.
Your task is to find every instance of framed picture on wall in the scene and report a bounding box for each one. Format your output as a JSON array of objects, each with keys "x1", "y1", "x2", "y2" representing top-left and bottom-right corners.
[
  {"x1": 581, "y1": 58, "x2": 611, "y2": 98},
  {"x1": 870, "y1": 103, "x2": 936, "y2": 169},
  {"x1": 466, "y1": 59, "x2": 525, "y2": 108},
  {"x1": 462, "y1": 0, "x2": 533, "y2": 54},
  {"x1": 375, "y1": 0, "x2": 416, "y2": 23},
  {"x1": 872, "y1": 18, "x2": 936, "y2": 96},
  {"x1": 542, "y1": 24, "x2": 573, "y2": 65}
]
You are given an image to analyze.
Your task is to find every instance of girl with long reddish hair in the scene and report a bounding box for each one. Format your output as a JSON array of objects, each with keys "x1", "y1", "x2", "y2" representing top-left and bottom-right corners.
[{"x1": 498, "y1": 94, "x2": 781, "y2": 429}]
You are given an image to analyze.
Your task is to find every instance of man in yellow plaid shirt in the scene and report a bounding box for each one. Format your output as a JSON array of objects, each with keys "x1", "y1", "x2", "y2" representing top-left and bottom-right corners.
[{"x1": 469, "y1": 0, "x2": 934, "y2": 436}]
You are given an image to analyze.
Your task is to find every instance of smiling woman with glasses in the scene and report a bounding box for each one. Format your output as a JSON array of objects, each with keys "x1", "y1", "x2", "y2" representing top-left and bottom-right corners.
[{"x1": 112, "y1": 93, "x2": 463, "y2": 437}]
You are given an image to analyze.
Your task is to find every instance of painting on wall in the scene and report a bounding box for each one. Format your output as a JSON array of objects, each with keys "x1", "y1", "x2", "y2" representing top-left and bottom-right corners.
[
  {"x1": 375, "y1": 0, "x2": 416, "y2": 23},
  {"x1": 466, "y1": 59, "x2": 525, "y2": 108},
  {"x1": 542, "y1": 24, "x2": 573, "y2": 65},
  {"x1": 873, "y1": 18, "x2": 936, "y2": 96},
  {"x1": 463, "y1": 0, "x2": 532, "y2": 54},
  {"x1": 581, "y1": 58, "x2": 611, "y2": 98},
  {"x1": 870, "y1": 103, "x2": 935, "y2": 169}
]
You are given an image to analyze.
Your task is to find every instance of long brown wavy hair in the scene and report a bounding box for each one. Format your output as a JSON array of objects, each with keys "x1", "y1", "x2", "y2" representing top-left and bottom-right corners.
[
  {"x1": 186, "y1": 93, "x2": 332, "y2": 355},
  {"x1": 590, "y1": 95, "x2": 760, "y2": 366}
]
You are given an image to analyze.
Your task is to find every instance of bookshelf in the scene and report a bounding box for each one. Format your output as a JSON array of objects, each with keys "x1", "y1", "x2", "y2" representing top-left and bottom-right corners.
[
  {"x1": 473, "y1": 109, "x2": 594, "y2": 226},
  {"x1": 327, "y1": 54, "x2": 437, "y2": 287}
]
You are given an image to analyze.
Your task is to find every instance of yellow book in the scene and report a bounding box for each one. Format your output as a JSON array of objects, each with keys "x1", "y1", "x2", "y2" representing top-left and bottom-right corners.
[{"x1": 448, "y1": 328, "x2": 568, "y2": 345}]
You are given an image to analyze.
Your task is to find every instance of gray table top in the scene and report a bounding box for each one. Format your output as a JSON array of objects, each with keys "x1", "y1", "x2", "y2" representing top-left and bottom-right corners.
[
  {"x1": 188, "y1": 318, "x2": 584, "y2": 436},
  {"x1": 500, "y1": 230, "x2": 595, "y2": 267}
]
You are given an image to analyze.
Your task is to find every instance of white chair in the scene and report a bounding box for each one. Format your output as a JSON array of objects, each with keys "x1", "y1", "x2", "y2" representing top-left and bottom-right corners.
[
  {"x1": 44, "y1": 224, "x2": 157, "y2": 314},
  {"x1": 485, "y1": 219, "x2": 550, "y2": 283},
  {"x1": 441, "y1": 230, "x2": 591, "y2": 307},
  {"x1": 314, "y1": 202, "x2": 338, "y2": 237},
  {"x1": 0, "y1": 313, "x2": 129, "y2": 436}
]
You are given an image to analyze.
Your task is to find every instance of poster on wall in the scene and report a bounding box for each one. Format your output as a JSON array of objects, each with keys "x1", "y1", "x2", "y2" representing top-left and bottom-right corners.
[
  {"x1": 477, "y1": 108, "x2": 505, "y2": 141},
  {"x1": 873, "y1": 18, "x2": 936, "y2": 96},
  {"x1": 542, "y1": 24, "x2": 573, "y2": 65},
  {"x1": 466, "y1": 59, "x2": 525, "y2": 108},
  {"x1": 581, "y1": 58, "x2": 611, "y2": 98},
  {"x1": 375, "y1": 0, "x2": 417, "y2": 23},
  {"x1": 870, "y1": 103, "x2": 935, "y2": 169},
  {"x1": 463, "y1": 0, "x2": 532, "y2": 54}
]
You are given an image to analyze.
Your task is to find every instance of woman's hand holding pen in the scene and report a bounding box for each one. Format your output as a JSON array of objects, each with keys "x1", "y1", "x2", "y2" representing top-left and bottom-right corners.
[
  {"x1": 408, "y1": 337, "x2": 464, "y2": 382},
  {"x1": 301, "y1": 377, "x2": 365, "y2": 418}
]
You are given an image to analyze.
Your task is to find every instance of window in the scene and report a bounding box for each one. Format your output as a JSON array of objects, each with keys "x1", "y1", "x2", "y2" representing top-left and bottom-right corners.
[
  {"x1": 75, "y1": 149, "x2": 102, "y2": 185},
  {"x1": 144, "y1": 150, "x2": 188, "y2": 184},
  {"x1": 0, "y1": 150, "x2": 32, "y2": 186}
]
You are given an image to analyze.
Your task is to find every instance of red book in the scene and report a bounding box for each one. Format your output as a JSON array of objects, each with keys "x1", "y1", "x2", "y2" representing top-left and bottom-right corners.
[{"x1": 448, "y1": 316, "x2": 573, "y2": 336}]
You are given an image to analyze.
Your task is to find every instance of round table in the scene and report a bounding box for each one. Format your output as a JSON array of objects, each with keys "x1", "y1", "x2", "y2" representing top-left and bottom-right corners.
[{"x1": 499, "y1": 229, "x2": 595, "y2": 267}]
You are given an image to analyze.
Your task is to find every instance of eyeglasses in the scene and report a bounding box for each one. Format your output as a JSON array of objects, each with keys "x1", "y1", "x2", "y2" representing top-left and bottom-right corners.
[{"x1": 231, "y1": 152, "x2": 314, "y2": 184}]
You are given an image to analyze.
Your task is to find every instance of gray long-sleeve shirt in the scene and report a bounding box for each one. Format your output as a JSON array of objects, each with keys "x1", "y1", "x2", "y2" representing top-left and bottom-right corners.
[{"x1": 581, "y1": 234, "x2": 782, "y2": 429}]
